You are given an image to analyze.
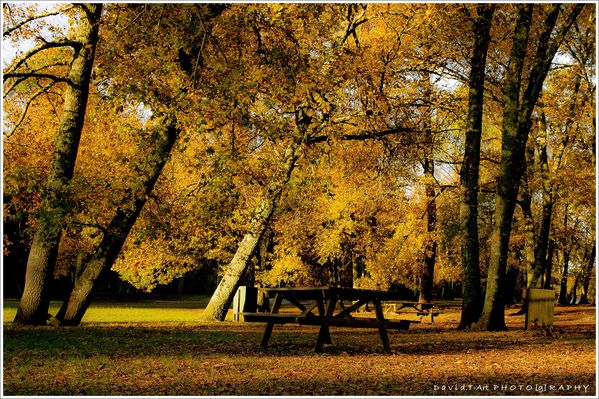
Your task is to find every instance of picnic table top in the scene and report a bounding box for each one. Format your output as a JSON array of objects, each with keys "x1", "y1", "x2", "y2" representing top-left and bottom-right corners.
[{"x1": 259, "y1": 286, "x2": 411, "y2": 301}]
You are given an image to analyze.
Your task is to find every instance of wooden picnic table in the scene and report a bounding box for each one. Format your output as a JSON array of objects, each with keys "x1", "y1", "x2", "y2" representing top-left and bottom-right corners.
[{"x1": 241, "y1": 286, "x2": 418, "y2": 352}]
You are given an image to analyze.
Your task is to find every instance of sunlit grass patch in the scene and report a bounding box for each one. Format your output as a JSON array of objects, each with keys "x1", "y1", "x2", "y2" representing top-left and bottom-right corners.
[{"x1": 2, "y1": 296, "x2": 213, "y2": 324}]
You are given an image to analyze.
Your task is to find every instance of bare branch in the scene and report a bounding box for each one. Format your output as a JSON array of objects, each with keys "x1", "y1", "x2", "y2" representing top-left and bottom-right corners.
[
  {"x1": 3, "y1": 72, "x2": 72, "y2": 85},
  {"x1": 3, "y1": 61, "x2": 70, "y2": 97},
  {"x1": 307, "y1": 126, "x2": 416, "y2": 144}
]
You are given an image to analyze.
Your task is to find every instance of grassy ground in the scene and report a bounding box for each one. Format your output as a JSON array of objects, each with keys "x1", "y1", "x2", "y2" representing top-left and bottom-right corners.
[
  {"x1": 3, "y1": 296, "x2": 210, "y2": 324},
  {"x1": 3, "y1": 299, "x2": 596, "y2": 396}
]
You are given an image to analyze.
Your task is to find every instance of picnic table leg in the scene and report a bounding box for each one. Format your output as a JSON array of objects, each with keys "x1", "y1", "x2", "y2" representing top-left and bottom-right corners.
[
  {"x1": 315, "y1": 295, "x2": 336, "y2": 352},
  {"x1": 373, "y1": 299, "x2": 390, "y2": 353},
  {"x1": 315, "y1": 296, "x2": 332, "y2": 345},
  {"x1": 420, "y1": 304, "x2": 435, "y2": 324},
  {"x1": 260, "y1": 293, "x2": 283, "y2": 348}
]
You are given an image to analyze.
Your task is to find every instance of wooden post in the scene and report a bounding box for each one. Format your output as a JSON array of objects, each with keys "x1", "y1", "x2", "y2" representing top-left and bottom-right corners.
[
  {"x1": 374, "y1": 299, "x2": 390, "y2": 352},
  {"x1": 315, "y1": 294, "x2": 336, "y2": 352},
  {"x1": 260, "y1": 293, "x2": 283, "y2": 347}
]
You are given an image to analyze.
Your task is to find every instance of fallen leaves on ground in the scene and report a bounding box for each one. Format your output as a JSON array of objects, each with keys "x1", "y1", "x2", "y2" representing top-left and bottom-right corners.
[{"x1": 3, "y1": 305, "x2": 595, "y2": 396}]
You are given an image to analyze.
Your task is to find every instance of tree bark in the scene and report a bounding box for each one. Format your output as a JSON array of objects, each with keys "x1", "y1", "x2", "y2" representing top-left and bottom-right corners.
[
  {"x1": 529, "y1": 111, "x2": 555, "y2": 288},
  {"x1": 579, "y1": 244, "x2": 594, "y2": 304},
  {"x1": 418, "y1": 69, "x2": 437, "y2": 303},
  {"x1": 558, "y1": 250, "x2": 570, "y2": 305},
  {"x1": 14, "y1": 4, "x2": 102, "y2": 325},
  {"x1": 511, "y1": 137, "x2": 537, "y2": 316},
  {"x1": 543, "y1": 239, "x2": 555, "y2": 289},
  {"x1": 57, "y1": 118, "x2": 179, "y2": 325},
  {"x1": 339, "y1": 238, "x2": 355, "y2": 288},
  {"x1": 200, "y1": 142, "x2": 300, "y2": 321},
  {"x1": 569, "y1": 274, "x2": 578, "y2": 305},
  {"x1": 558, "y1": 207, "x2": 571, "y2": 306},
  {"x1": 457, "y1": 5, "x2": 494, "y2": 329},
  {"x1": 419, "y1": 156, "x2": 436, "y2": 303}
]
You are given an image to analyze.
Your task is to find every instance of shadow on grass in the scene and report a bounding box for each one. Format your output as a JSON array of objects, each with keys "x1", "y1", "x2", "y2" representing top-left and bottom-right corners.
[{"x1": 5, "y1": 322, "x2": 593, "y2": 358}]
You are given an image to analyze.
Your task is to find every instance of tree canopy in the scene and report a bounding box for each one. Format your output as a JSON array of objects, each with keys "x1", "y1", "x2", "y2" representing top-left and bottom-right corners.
[{"x1": 3, "y1": 3, "x2": 595, "y2": 328}]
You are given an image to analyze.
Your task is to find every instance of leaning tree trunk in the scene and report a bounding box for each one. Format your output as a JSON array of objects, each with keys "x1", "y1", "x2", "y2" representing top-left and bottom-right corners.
[
  {"x1": 14, "y1": 4, "x2": 102, "y2": 325},
  {"x1": 457, "y1": 4, "x2": 494, "y2": 329},
  {"x1": 200, "y1": 142, "x2": 300, "y2": 321},
  {"x1": 57, "y1": 118, "x2": 179, "y2": 325}
]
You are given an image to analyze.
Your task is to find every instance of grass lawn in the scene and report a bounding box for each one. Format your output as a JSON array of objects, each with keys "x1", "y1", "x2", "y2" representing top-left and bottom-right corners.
[
  {"x1": 3, "y1": 300, "x2": 596, "y2": 396},
  {"x1": 3, "y1": 296, "x2": 211, "y2": 324}
]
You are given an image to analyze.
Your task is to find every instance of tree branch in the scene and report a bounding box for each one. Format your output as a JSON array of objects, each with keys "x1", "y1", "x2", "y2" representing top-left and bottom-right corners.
[
  {"x1": 307, "y1": 126, "x2": 415, "y2": 144},
  {"x1": 521, "y1": 4, "x2": 584, "y2": 118},
  {"x1": 4, "y1": 81, "x2": 56, "y2": 140},
  {"x1": 4, "y1": 38, "x2": 80, "y2": 75},
  {"x1": 3, "y1": 61, "x2": 70, "y2": 96},
  {"x1": 3, "y1": 6, "x2": 74, "y2": 38},
  {"x1": 3, "y1": 72, "x2": 72, "y2": 85}
]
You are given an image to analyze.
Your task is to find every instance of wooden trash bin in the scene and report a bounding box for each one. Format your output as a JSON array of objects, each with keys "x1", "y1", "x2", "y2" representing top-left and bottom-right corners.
[
  {"x1": 233, "y1": 286, "x2": 257, "y2": 322},
  {"x1": 526, "y1": 288, "x2": 555, "y2": 329}
]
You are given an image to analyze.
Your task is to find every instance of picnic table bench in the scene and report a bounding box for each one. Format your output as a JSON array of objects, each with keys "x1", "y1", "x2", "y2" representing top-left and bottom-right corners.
[
  {"x1": 384, "y1": 301, "x2": 439, "y2": 323},
  {"x1": 241, "y1": 286, "x2": 419, "y2": 352},
  {"x1": 382, "y1": 300, "x2": 464, "y2": 323}
]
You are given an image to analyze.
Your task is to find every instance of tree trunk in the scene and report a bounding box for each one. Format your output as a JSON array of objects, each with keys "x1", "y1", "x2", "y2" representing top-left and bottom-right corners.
[
  {"x1": 457, "y1": 5, "x2": 494, "y2": 329},
  {"x1": 477, "y1": 5, "x2": 533, "y2": 331},
  {"x1": 58, "y1": 118, "x2": 179, "y2": 325},
  {"x1": 543, "y1": 239, "x2": 555, "y2": 289},
  {"x1": 339, "y1": 239, "x2": 355, "y2": 288},
  {"x1": 419, "y1": 157, "x2": 436, "y2": 303},
  {"x1": 516, "y1": 183, "x2": 535, "y2": 315},
  {"x1": 417, "y1": 66, "x2": 438, "y2": 304},
  {"x1": 14, "y1": 4, "x2": 102, "y2": 325},
  {"x1": 200, "y1": 142, "x2": 300, "y2": 321},
  {"x1": 478, "y1": 4, "x2": 582, "y2": 331},
  {"x1": 558, "y1": 250, "x2": 570, "y2": 305},
  {"x1": 529, "y1": 110, "x2": 555, "y2": 288},
  {"x1": 531, "y1": 64, "x2": 581, "y2": 287},
  {"x1": 504, "y1": 266, "x2": 519, "y2": 306},
  {"x1": 512, "y1": 143, "x2": 535, "y2": 316},
  {"x1": 569, "y1": 274, "x2": 578, "y2": 305},
  {"x1": 579, "y1": 244, "x2": 594, "y2": 304},
  {"x1": 352, "y1": 255, "x2": 363, "y2": 287}
]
